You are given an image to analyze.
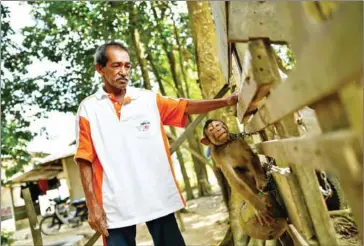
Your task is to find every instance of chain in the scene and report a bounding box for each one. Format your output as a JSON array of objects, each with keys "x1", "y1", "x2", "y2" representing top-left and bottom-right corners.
[
  {"x1": 265, "y1": 159, "x2": 291, "y2": 177},
  {"x1": 319, "y1": 170, "x2": 333, "y2": 198}
]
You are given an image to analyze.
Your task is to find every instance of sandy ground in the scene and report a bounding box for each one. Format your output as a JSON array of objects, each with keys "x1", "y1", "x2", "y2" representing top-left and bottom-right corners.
[
  {"x1": 12, "y1": 194, "x2": 229, "y2": 246},
  {"x1": 10, "y1": 194, "x2": 361, "y2": 246}
]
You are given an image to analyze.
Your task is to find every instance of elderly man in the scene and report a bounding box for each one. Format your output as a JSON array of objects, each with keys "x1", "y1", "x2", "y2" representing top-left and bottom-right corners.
[{"x1": 75, "y1": 41, "x2": 238, "y2": 246}]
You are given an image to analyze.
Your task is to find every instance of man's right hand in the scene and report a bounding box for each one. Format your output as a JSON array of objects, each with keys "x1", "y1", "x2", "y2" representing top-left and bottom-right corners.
[{"x1": 88, "y1": 202, "x2": 109, "y2": 237}]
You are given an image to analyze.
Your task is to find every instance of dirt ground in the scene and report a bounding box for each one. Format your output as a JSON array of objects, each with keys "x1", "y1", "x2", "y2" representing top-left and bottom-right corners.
[
  {"x1": 12, "y1": 194, "x2": 229, "y2": 246},
  {"x1": 11, "y1": 194, "x2": 361, "y2": 246}
]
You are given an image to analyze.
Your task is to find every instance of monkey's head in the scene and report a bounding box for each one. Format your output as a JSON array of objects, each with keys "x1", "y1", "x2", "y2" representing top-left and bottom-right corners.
[{"x1": 200, "y1": 119, "x2": 230, "y2": 146}]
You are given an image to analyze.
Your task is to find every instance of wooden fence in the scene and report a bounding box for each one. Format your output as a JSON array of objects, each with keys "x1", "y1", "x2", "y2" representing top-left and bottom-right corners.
[{"x1": 210, "y1": 1, "x2": 362, "y2": 245}]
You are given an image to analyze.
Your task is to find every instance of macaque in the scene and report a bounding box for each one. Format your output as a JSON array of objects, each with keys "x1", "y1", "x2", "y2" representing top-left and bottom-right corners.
[{"x1": 201, "y1": 119, "x2": 287, "y2": 240}]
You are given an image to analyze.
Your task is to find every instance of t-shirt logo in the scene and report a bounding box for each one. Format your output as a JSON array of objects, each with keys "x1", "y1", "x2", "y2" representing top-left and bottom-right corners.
[{"x1": 137, "y1": 120, "x2": 151, "y2": 132}]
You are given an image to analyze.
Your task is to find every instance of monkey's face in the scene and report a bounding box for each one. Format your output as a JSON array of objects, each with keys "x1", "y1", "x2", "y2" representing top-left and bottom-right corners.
[{"x1": 205, "y1": 121, "x2": 229, "y2": 145}]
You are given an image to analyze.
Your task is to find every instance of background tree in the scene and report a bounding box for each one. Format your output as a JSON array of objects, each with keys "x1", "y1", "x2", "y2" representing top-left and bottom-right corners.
[
  {"x1": 1, "y1": 2, "x2": 214, "y2": 198},
  {"x1": 1, "y1": 4, "x2": 38, "y2": 179}
]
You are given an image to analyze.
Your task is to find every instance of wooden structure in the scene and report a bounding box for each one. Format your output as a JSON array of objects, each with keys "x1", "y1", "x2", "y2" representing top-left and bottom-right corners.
[
  {"x1": 5, "y1": 146, "x2": 85, "y2": 228},
  {"x1": 8, "y1": 146, "x2": 84, "y2": 202},
  {"x1": 22, "y1": 188, "x2": 43, "y2": 246},
  {"x1": 209, "y1": 1, "x2": 362, "y2": 245}
]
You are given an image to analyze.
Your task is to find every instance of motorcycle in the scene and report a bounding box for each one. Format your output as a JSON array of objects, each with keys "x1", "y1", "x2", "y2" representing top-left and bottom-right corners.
[{"x1": 40, "y1": 197, "x2": 88, "y2": 235}]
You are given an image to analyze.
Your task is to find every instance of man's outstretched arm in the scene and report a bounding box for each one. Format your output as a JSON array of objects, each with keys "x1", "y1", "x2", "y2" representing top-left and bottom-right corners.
[{"x1": 185, "y1": 92, "x2": 238, "y2": 115}]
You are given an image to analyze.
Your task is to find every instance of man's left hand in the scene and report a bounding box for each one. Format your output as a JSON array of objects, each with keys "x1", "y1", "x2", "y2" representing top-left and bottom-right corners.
[{"x1": 226, "y1": 92, "x2": 239, "y2": 106}]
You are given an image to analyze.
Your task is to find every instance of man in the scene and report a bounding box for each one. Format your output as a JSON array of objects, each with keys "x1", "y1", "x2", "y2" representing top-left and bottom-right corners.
[{"x1": 75, "y1": 41, "x2": 238, "y2": 246}]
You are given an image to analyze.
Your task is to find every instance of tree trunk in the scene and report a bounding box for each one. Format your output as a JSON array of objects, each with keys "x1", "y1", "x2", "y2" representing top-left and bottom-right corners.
[
  {"x1": 186, "y1": 123, "x2": 211, "y2": 197},
  {"x1": 170, "y1": 127, "x2": 195, "y2": 201},
  {"x1": 146, "y1": 52, "x2": 166, "y2": 96},
  {"x1": 151, "y1": 3, "x2": 211, "y2": 197},
  {"x1": 186, "y1": 1, "x2": 238, "y2": 131},
  {"x1": 151, "y1": 5, "x2": 184, "y2": 97},
  {"x1": 129, "y1": 3, "x2": 152, "y2": 90},
  {"x1": 187, "y1": 2, "x2": 249, "y2": 245},
  {"x1": 171, "y1": 15, "x2": 190, "y2": 98}
]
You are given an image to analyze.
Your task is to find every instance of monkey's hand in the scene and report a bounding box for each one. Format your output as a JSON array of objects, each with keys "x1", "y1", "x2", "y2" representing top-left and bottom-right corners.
[
  {"x1": 253, "y1": 198, "x2": 274, "y2": 226},
  {"x1": 255, "y1": 178, "x2": 267, "y2": 192}
]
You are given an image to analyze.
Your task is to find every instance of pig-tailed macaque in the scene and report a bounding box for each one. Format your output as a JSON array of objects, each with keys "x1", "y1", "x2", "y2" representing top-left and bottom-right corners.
[{"x1": 201, "y1": 119, "x2": 287, "y2": 240}]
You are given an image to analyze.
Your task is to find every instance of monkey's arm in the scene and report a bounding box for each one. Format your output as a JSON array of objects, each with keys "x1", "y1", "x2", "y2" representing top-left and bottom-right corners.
[
  {"x1": 239, "y1": 140, "x2": 267, "y2": 188},
  {"x1": 247, "y1": 153, "x2": 266, "y2": 181},
  {"x1": 219, "y1": 162, "x2": 265, "y2": 210}
]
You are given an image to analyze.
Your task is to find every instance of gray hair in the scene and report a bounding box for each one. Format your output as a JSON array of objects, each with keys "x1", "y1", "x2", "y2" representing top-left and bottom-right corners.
[{"x1": 94, "y1": 40, "x2": 129, "y2": 67}]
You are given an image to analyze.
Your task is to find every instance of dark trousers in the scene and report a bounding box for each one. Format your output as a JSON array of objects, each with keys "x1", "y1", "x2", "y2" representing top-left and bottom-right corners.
[{"x1": 105, "y1": 213, "x2": 186, "y2": 246}]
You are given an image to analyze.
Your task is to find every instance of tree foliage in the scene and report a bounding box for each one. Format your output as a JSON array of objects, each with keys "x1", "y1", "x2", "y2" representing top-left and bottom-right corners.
[
  {"x1": 1, "y1": 1, "x2": 205, "y2": 188},
  {"x1": 1, "y1": 4, "x2": 36, "y2": 178}
]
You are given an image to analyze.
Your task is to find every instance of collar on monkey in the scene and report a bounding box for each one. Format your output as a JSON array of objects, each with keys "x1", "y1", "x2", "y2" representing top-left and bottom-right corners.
[{"x1": 214, "y1": 133, "x2": 252, "y2": 148}]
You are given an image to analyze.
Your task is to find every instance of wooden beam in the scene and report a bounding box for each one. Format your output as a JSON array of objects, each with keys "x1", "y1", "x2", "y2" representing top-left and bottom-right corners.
[
  {"x1": 274, "y1": 116, "x2": 339, "y2": 245},
  {"x1": 329, "y1": 209, "x2": 352, "y2": 217},
  {"x1": 338, "y1": 80, "x2": 363, "y2": 147},
  {"x1": 259, "y1": 131, "x2": 315, "y2": 241},
  {"x1": 22, "y1": 188, "x2": 43, "y2": 246},
  {"x1": 255, "y1": 129, "x2": 361, "y2": 178},
  {"x1": 228, "y1": 2, "x2": 298, "y2": 43},
  {"x1": 237, "y1": 39, "x2": 281, "y2": 123},
  {"x1": 245, "y1": 3, "x2": 362, "y2": 133},
  {"x1": 312, "y1": 91, "x2": 363, "y2": 240},
  {"x1": 166, "y1": 132, "x2": 211, "y2": 167},
  {"x1": 85, "y1": 232, "x2": 101, "y2": 246},
  {"x1": 287, "y1": 224, "x2": 310, "y2": 246}
]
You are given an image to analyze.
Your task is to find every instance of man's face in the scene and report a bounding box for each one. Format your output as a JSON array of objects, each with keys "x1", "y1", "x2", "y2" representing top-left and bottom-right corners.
[{"x1": 97, "y1": 46, "x2": 131, "y2": 90}]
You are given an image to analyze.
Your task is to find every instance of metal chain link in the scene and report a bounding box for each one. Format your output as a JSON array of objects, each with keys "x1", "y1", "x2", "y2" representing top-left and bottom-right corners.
[
  {"x1": 265, "y1": 159, "x2": 291, "y2": 177},
  {"x1": 319, "y1": 170, "x2": 333, "y2": 198}
]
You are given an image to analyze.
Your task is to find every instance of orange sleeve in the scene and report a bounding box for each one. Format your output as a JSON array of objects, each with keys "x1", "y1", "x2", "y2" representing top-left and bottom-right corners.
[
  {"x1": 156, "y1": 94, "x2": 188, "y2": 128},
  {"x1": 74, "y1": 116, "x2": 96, "y2": 163}
]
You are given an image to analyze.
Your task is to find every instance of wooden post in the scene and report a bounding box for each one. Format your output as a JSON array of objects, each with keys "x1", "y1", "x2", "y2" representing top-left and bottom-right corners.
[
  {"x1": 85, "y1": 232, "x2": 101, "y2": 246},
  {"x1": 287, "y1": 224, "x2": 310, "y2": 246},
  {"x1": 10, "y1": 185, "x2": 18, "y2": 231},
  {"x1": 312, "y1": 90, "x2": 363, "y2": 239},
  {"x1": 274, "y1": 115, "x2": 338, "y2": 246},
  {"x1": 259, "y1": 130, "x2": 316, "y2": 242},
  {"x1": 244, "y1": 38, "x2": 316, "y2": 242},
  {"x1": 22, "y1": 188, "x2": 43, "y2": 246}
]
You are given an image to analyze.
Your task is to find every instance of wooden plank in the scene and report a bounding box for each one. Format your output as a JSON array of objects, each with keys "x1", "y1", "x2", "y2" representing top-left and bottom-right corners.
[
  {"x1": 237, "y1": 39, "x2": 280, "y2": 122},
  {"x1": 210, "y1": 1, "x2": 229, "y2": 83},
  {"x1": 228, "y1": 2, "x2": 298, "y2": 42},
  {"x1": 312, "y1": 93, "x2": 363, "y2": 240},
  {"x1": 245, "y1": 3, "x2": 363, "y2": 133},
  {"x1": 84, "y1": 232, "x2": 101, "y2": 246},
  {"x1": 255, "y1": 129, "x2": 361, "y2": 178},
  {"x1": 338, "y1": 80, "x2": 363, "y2": 147},
  {"x1": 22, "y1": 188, "x2": 43, "y2": 246},
  {"x1": 259, "y1": 131, "x2": 315, "y2": 241},
  {"x1": 243, "y1": 34, "x2": 315, "y2": 241},
  {"x1": 274, "y1": 116, "x2": 338, "y2": 245},
  {"x1": 329, "y1": 209, "x2": 351, "y2": 217},
  {"x1": 271, "y1": 171, "x2": 315, "y2": 240},
  {"x1": 287, "y1": 224, "x2": 310, "y2": 246}
]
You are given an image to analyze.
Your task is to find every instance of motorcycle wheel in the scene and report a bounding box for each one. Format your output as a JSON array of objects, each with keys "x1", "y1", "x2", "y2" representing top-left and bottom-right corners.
[{"x1": 40, "y1": 216, "x2": 62, "y2": 235}]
